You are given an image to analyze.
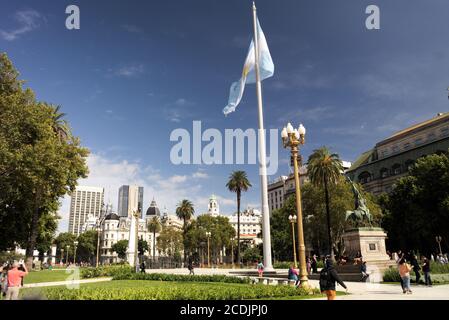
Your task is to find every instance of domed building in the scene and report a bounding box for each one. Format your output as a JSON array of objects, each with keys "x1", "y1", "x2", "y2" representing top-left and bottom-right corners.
[
  {"x1": 146, "y1": 198, "x2": 161, "y2": 217},
  {"x1": 207, "y1": 194, "x2": 220, "y2": 217}
]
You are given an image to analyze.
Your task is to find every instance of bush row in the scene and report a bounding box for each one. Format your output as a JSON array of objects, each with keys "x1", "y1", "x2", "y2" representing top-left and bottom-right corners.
[
  {"x1": 274, "y1": 260, "x2": 324, "y2": 269},
  {"x1": 81, "y1": 265, "x2": 133, "y2": 279},
  {"x1": 112, "y1": 272, "x2": 252, "y2": 284},
  {"x1": 39, "y1": 284, "x2": 320, "y2": 300}
]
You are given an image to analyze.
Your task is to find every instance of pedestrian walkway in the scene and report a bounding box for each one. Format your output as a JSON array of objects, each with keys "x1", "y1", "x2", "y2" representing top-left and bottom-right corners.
[{"x1": 22, "y1": 277, "x2": 112, "y2": 288}]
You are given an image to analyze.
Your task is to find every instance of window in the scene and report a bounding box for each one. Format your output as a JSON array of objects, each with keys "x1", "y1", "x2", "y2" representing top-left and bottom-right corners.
[
  {"x1": 415, "y1": 138, "x2": 423, "y2": 146},
  {"x1": 358, "y1": 172, "x2": 372, "y2": 184},
  {"x1": 427, "y1": 133, "x2": 436, "y2": 142},
  {"x1": 380, "y1": 168, "x2": 389, "y2": 178},
  {"x1": 392, "y1": 164, "x2": 402, "y2": 175},
  {"x1": 403, "y1": 142, "x2": 411, "y2": 150},
  {"x1": 441, "y1": 127, "x2": 449, "y2": 137},
  {"x1": 392, "y1": 145, "x2": 400, "y2": 153}
]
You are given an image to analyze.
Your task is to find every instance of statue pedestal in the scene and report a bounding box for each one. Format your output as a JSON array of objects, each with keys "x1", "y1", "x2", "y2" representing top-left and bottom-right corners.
[{"x1": 342, "y1": 228, "x2": 395, "y2": 282}]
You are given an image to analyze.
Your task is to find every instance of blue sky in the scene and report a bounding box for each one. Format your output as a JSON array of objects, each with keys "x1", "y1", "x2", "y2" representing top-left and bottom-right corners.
[{"x1": 1, "y1": 0, "x2": 449, "y2": 232}]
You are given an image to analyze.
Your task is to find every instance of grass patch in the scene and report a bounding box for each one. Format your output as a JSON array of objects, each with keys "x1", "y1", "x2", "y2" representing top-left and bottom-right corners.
[
  {"x1": 20, "y1": 280, "x2": 322, "y2": 300},
  {"x1": 24, "y1": 269, "x2": 78, "y2": 284}
]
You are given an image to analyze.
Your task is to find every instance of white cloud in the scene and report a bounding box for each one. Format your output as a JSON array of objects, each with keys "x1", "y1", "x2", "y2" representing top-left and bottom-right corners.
[
  {"x1": 1, "y1": 9, "x2": 42, "y2": 41},
  {"x1": 112, "y1": 64, "x2": 145, "y2": 78},
  {"x1": 192, "y1": 171, "x2": 209, "y2": 179},
  {"x1": 122, "y1": 24, "x2": 143, "y2": 34}
]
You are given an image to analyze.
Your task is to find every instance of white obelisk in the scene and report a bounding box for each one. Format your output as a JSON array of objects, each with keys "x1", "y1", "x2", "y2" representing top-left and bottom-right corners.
[{"x1": 252, "y1": 2, "x2": 273, "y2": 271}]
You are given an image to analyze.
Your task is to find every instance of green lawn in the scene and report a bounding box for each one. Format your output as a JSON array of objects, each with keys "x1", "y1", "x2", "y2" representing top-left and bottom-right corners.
[
  {"x1": 24, "y1": 269, "x2": 79, "y2": 284},
  {"x1": 21, "y1": 280, "x2": 328, "y2": 300}
]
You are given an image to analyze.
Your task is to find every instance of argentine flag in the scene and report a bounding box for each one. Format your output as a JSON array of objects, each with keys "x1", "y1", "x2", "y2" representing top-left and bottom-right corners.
[{"x1": 223, "y1": 18, "x2": 274, "y2": 116}]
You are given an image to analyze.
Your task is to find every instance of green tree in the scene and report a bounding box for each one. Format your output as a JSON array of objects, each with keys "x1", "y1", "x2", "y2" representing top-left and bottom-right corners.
[
  {"x1": 147, "y1": 216, "x2": 161, "y2": 260},
  {"x1": 226, "y1": 170, "x2": 252, "y2": 265},
  {"x1": 307, "y1": 147, "x2": 343, "y2": 260},
  {"x1": 76, "y1": 230, "x2": 98, "y2": 263},
  {"x1": 157, "y1": 225, "x2": 183, "y2": 258},
  {"x1": 111, "y1": 240, "x2": 129, "y2": 260},
  {"x1": 54, "y1": 232, "x2": 77, "y2": 263},
  {"x1": 138, "y1": 238, "x2": 149, "y2": 256},
  {"x1": 242, "y1": 246, "x2": 262, "y2": 264},
  {"x1": 0, "y1": 53, "x2": 89, "y2": 268},
  {"x1": 176, "y1": 199, "x2": 195, "y2": 261},
  {"x1": 381, "y1": 152, "x2": 449, "y2": 255}
]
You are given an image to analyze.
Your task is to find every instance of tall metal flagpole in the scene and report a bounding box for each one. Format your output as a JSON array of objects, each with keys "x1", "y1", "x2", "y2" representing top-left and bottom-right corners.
[{"x1": 252, "y1": 1, "x2": 273, "y2": 271}]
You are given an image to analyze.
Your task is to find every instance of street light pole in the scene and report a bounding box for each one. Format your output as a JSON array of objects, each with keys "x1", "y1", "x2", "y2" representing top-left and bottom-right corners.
[
  {"x1": 289, "y1": 215, "x2": 298, "y2": 268},
  {"x1": 436, "y1": 236, "x2": 443, "y2": 255},
  {"x1": 73, "y1": 241, "x2": 78, "y2": 265},
  {"x1": 282, "y1": 123, "x2": 309, "y2": 286},
  {"x1": 66, "y1": 245, "x2": 70, "y2": 265},
  {"x1": 206, "y1": 232, "x2": 211, "y2": 268},
  {"x1": 231, "y1": 237, "x2": 234, "y2": 268},
  {"x1": 60, "y1": 248, "x2": 64, "y2": 265}
]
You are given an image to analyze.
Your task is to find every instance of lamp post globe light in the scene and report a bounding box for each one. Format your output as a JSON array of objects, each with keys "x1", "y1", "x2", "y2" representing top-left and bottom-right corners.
[
  {"x1": 281, "y1": 122, "x2": 308, "y2": 286},
  {"x1": 206, "y1": 231, "x2": 211, "y2": 268},
  {"x1": 288, "y1": 215, "x2": 298, "y2": 269},
  {"x1": 66, "y1": 245, "x2": 70, "y2": 265},
  {"x1": 436, "y1": 236, "x2": 443, "y2": 255},
  {"x1": 73, "y1": 241, "x2": 79, "y2": 264}
]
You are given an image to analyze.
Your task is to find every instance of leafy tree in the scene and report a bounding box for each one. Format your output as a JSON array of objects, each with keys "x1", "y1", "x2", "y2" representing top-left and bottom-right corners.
[
  {"x1": 157, "y1": 225, "x2": 183, "y2": 258},
  {"x1": 111, "y1": 240, "x2": 129, "y2": 260},
  {"x1": 138, "y1": 238, "x2": 149, "y2": 256},
  {"x1": 147, "y1": 216, "x2": 161, "y2": 259},
  {"x1": 307, "y1": 147, "x2": 343, "y2": 260},
  {"x1": 242, "y1": 246, "x2": 262, "y2": 264},
  {"x1": 381, "y1": 152, "x2": 449, "y2": 256},
  {"x1": 226, "y1": 170, "x2": 252, "y2": 265},
  {"x1": 184, "y1": 215, "x2": 236, "y2": 265},
  {"x1": 0, "y1": 53, "x2": 89, "y2": 268},
  {"x1": 54, "y1": 232, "x2": 77, "y2": 263},
  {"x1": 176, "y1": 199, "x2": 194, "y2": 261},
  {"x1": 76, "y1": 230, "x2": 98, "y2": 263}
]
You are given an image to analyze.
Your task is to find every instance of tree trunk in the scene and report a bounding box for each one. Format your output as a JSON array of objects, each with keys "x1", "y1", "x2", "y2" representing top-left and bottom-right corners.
[
  {"x1": 153, "y1": 231, "x2": 156, "y2": 262},
  {"x1": 183, "y1": 217, "x2": 187, "y2": 263},
  {"x1": 26, "y1": 193, "x2": 40, "y2": 270},
  {"x1": 236, "y1": 190, "x2": 241, "y2": 266},
  {"x1": 324, "y1": 177, "x2": 335, "y2": 262}
]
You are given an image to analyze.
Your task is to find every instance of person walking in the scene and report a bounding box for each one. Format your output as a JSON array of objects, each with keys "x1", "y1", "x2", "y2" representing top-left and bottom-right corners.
[
  {"x1": 398, "y1": 258, "x2": 412, "y2": 294},
  {"x1": 319, "y1": 256, "x2": 348, "y2": 300},
  {"x1": 411, "y1": 255, "x2": 421, "y2": 285},
  {"x1": 257, "y1": 261, "x2": 264, "y2": 278},
  {"x1": 1, "y1": 263, "x2": 10, "y2": 298},
  {"x1": 396, "y1": 251, "x2": 405, "y2": 291},
  {"x1": 306, "y1": 257, "x2": 311, "y2": 275},
  {"x1": 288, "y1": 264, "x2": 299, "y2": 287},
  {"x1": 187, "y1": 259, "x2": 195, "y2": 276},
  {"x1": 311, "y1": 254, "x2": 318, "y2": 274},
  {"x1": 5, "y1": 261, "x2": 28, "y2": 300},
  {"x1": 360, "y1": 261, "x2": 369, "y2": 282},
  {"x1": 422, "y1": 257, "x2": 432, "y2": 287}
]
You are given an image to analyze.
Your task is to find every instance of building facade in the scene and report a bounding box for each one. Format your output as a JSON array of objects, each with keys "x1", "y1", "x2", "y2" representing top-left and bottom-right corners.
[
  {"x1": 206, "y1": 194, "x2": 220, "y2": 217},
  {"x1": 117, "y1": 185, "x2": 144, "y2": 218},
  {"x1": 346, "y1": 112, "x2": 449, "y2": 195},
  {"x1": 68, "y1": 186, "x2": 104, "y2": 236},
  {"x1": 228, "y1": 208, "x2": 263, "y2": 246}
]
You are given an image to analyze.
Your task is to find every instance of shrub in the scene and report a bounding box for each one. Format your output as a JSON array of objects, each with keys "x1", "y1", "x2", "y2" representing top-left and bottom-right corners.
[
  {"x1": 112, "y1": 272, "x2": 251, "y2": 284},
  {"x1": 38, "y1": 283, "x2": 320, "y2": 300},
  {"x1": 274, "y1": 260, "x2": 324, "y2": 269},
  {"x1": 430, "y1": 262, "x2": 449, "y2": 274},
  {"x1": 81, "y1": 265, "x2": 133, "y2": 279},
  {"x1": 383, "y1": 267, "x2": 401, "y2": 282}
]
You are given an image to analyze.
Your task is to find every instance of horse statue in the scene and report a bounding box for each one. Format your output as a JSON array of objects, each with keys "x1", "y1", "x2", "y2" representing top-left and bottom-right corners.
[{"x1": 345, "y1": 176, "x2": 373, "y2": 227}]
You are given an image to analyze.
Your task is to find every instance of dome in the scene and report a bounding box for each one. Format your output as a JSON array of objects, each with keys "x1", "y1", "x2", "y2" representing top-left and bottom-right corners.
[
  {"x1": 105, "y1": 213, "x2": 120, "y2": 220},
  {"x1": 146, "y1": 198, "x2": 160, "y2": 216}
]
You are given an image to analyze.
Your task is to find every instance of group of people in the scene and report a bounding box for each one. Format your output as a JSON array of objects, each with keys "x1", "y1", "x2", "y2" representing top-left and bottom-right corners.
[
  {"x1": 0, "y1": 260, "x2": 29, "y2": 300},
  {"x1": 395, "y1": 250, "x2": 434, "y2": 294}
]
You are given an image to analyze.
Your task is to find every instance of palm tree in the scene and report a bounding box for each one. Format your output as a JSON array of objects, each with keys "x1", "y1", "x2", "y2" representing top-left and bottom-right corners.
[
  {"x1": 307, "y1": 147, "x2": 343, "y2": 261},
  {"x1": 50, "y1": 105, "x2": 69, "y2": 140},
  {"x1": 226, "y1": 171, "x2": 252, "y2": 266},
  {"x1": 147, "y1": 216, "x2": 162, "y2": 261},
  {"x1": 176, "y1": 199, "x2": 195, "y2": 262}
]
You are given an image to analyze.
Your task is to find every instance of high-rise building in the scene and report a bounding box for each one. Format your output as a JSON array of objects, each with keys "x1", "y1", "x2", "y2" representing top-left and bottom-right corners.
[
  {"x1": 117, "y1": 185, "x2": 144, "y2": 218},
  {"x1": 68, "y1": 186, "x2": 104, "y2": 236}
]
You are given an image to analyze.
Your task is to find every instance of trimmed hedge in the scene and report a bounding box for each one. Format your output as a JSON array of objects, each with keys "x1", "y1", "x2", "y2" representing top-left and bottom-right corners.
[
  {"x1": 112, "y1": 272, "x2": 252, "y2": 284},
  {"x1": 81, "y1": 265, "x2": 133, "y2": 279},
  {"x1": 274, "y1": 260, "x2": 324, "y2": 269},
  {"x1": 38, "y1": 283, "x2": 320, "y2": 300}
]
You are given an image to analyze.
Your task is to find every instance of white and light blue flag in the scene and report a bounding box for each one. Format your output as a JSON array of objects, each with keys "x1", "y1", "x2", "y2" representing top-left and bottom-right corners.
[{"x1": 223, "y1": 18, "x2": 274, "y2": 116}]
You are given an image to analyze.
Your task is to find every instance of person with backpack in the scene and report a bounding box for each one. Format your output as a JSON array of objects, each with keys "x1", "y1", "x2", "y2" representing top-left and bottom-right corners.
[
  {"x1": 360, "y1": 261, "x2": 369, "y2": 282},
  {"x1": 288, "y1": 264, "x2": 299, "y2": 286},
  {"x1": 319, "y1": 256, "x2": 348, "y2": 300},
  {"x1": 311, "y1": 255, "x2": 318, "y2": 274}
]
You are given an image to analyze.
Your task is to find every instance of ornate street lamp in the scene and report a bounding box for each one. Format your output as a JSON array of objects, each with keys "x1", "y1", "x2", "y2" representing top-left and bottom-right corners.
[
  {"x1": 281, "y1": 122, "x2": 309, "y2": 286},
  {"x1": 73, "y1": 241, "x2": 79, "y2": 264},
  {"x1": 288, "y1": 215, "x2": 298, "y2": 268},
  {"x1": 206, "y1": 231, "x2": 211, "y2": 268}
]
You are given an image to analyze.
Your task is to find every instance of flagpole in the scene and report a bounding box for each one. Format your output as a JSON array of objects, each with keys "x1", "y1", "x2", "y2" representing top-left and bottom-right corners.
[{"x1": 252, "y1": 1, "x2": 274, "y2": 272}]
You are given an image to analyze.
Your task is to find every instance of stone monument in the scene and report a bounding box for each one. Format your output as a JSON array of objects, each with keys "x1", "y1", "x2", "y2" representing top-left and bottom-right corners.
[{"x1": 341, "y1": 178, "x2": 394, "y2": 281}]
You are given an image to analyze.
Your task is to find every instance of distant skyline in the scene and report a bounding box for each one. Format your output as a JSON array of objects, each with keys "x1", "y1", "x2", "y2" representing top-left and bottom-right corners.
[{"x1": 2, "y1": 0, "x2": 449, "y2": 232}]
